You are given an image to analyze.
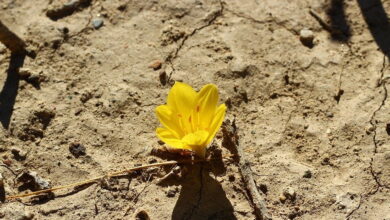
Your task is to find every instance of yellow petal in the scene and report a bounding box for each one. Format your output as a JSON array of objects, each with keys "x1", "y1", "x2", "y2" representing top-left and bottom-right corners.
[
  {"x1": 195, "y1": 84, "x2": 219, "y2": 129},
  {"x1": 206, "y1": 104, "x2": 226, "y2": 144},
  {"x1": 155, "y1": 105, "x2": 183, "y2": 138},
  {"x1": 156, "y1": 127, "x2": 189, "y2": 149},
  {"x1": 167, "y1": 82, "x2": 197, "y2": 117},
  {"x1": 182, "y1": 130, "x2": 209, "y2": 157}
]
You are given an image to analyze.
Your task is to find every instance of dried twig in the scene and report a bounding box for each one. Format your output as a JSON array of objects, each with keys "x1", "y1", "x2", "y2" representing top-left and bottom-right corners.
[
  {"x1": 6, "y1": 159, "x2": 206, "y2": 200},
  {"x1": 0, "y1": 20, "x2": 27, "y2": 55},
  {"x1": 222, "y1": 119, "x2": 271, "y2": 220},
  {"x1": 309, "y1": 9, "x2": 344, "y2": 37}
]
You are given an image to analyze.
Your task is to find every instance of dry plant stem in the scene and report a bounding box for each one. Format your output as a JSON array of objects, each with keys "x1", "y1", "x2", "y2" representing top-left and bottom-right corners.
[
  {"x1": 0, "y1": 20, "x2": 27, "y2": 54},
  {"x1": 236, "y1": 144, "x2": 271, "y2": 220},
  {"x1": 226, "y1": 120, "x2": 271, "y2": 220},
  {"x1": 6, "y1": 159, "x2": 206, "y2": 200}
]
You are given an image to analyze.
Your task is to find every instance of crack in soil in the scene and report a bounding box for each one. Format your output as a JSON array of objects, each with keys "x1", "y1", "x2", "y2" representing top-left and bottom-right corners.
[
  {"x1": 347, "y1": 55, "x2": 389, "y2": 219},
  {"x1": 186, "y1": 165, "x2": 204, "y2": 220},
  {"x1": 223, "y1": 4, "x2": 298, "y2": 36},
  {"x1": 166, "y1": 1, "x2": 224, "y2": 82}
]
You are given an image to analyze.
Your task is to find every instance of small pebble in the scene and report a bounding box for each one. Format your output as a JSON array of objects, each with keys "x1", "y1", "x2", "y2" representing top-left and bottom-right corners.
[
  {"x1": 148, "y1": 158, "x2": 157, "y2": 164},
  {"x1": 366, "y1": 125, "x2": 375, "y2": 134},
  {"x1": 321, "y1": 157, "x2": 330, "y2": 165},
  {"x1": 135, "y1": 210, "x2": 150, "y2": 220},
  {"x1": 69, "y1": 143, "x2": 86, "y2": 157},
  {"x1": 166, "y1": 188, "x2": 176, "y2": 197},
  {"x1": 148, "y1": 60, "x2": 162, "y2": 70},
  {"x1": 18, "y1": 68, "x2": 32, "y2": 78},
  {"x1": 283, "y1": 187, "x2": 296, "y2": 200},
  {"x1": 92, "y1": 18, "x2": 104, "y2": 29},
  {"x1": 326, "y1": 112, "x2": 334, "y2": 118},
  {"x1": 279, "y1": 194, "x2": 287, "y2": 203},
  {"x1": 303, "y1": 170, "x2": 312, "y2": 178},
  {"x1": 299, "y1": 28, "x2": 314, "y2": 48},
  {"x1": 11, "y1": 148, "x2": 27, "y2": 161}
]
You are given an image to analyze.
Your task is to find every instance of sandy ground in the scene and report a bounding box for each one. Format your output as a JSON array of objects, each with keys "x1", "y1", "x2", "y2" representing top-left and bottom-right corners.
[{"x1": 0, "y1": 0, "x2": 390, "y2": 219}]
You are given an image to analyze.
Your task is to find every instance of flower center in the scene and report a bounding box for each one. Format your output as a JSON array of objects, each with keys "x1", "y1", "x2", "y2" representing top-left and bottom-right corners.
[{"x1": 181, "y1": 130, "x2": 209, "y2": 157}]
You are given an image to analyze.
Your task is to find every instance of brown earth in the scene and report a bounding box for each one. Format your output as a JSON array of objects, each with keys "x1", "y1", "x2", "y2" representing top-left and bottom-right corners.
[{"x1": 1, "y1": 0, "x2": 390, "y2": 219}]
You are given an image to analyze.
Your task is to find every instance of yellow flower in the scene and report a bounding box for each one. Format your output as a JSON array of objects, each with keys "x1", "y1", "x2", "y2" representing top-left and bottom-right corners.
[{"x1": 155, "y1": 82, "x2": 227, "y2": 158}]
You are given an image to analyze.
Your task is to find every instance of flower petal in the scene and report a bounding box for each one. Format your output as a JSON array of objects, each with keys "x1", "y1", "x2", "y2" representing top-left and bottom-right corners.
[
  {"x1": 167, "y1": 82, "x2": 197, "y2": 117},
  {"x1": 206, "y1": 103, "x2": 226, "y2": 144},
  {"x1": 156, "y1": 128, "x2": 189, "y2": 149},
  {"x1": 195, "y1": 84, "x2": 219, "y2": 129},
  {"x1": 155, "y1": 105, "x2": 183, "y2": 138}
]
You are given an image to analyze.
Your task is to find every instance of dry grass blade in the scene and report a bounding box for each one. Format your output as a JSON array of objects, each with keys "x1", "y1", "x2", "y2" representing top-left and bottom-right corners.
[{"x1": 6, "y1": 159, "x2": 206, "y2": 200}]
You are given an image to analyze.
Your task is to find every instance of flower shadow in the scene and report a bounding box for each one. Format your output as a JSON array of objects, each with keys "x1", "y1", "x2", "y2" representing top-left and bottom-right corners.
[{"x1": 171, "y1": 163, "x2": 236, "y2": 220}]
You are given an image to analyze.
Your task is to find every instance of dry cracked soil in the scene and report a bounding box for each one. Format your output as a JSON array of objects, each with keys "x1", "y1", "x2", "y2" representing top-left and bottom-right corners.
[{"x1": 0, "y1": 0, "x2": 390, "y2": 219}]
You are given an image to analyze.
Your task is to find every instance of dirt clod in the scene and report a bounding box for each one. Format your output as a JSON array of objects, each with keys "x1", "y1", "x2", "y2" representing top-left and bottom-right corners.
[
  {"x1": 11, "y1": 148, "x2": 27, "y2": 161},
  {"x1": 303, "y1": 170, "x2": 312, "y2": 178},
  {"x1": 148, "y1": 60, "x2": 162, "y2": 70},
  {"x1": 69, "y1": 143, "x2": 86, "y2": 157}
]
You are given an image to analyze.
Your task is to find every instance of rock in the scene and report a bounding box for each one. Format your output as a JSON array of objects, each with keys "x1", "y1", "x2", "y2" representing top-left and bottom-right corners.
[
  {"x1": 27, "y1": 72, "x2": 45, "y2": 88},
  {"x1": 148, "y1": 60, "x2": 162, "y2": 70},
  {"x1": 11, "y1": 148, "x2": 27, "y2": 161},
  {"x1": 159, "y1": 71, "x2": 167, "y2": 85},
  {"x1": 92, "y1": 18, "x2": 104, "y2": 29},
  {"x1": 279, "y1": 194, "x2": 287, "y2": 203},
  {"x1": 366, "y1": 125, "x2": 375, "y2": 134},
  {"x1": 135, "y1": 210, "x2": 150, "y2": 220},
  {"x1": 18, "y1": 68, "x2": 32, "y2": 78},
  {"x1": 326, "y1": 112, "x2": 334, "y2": 118},
  {"x1": 283, "y1": 187, "x2": 296, "y2": 201},
  {"x1": 166, "y1": 187, "x2": 176, "y2": 197},
  {"x1": 16, "y1": 171, "x2": 51, "y2": 191},
  {"x1": 80, "y1": 91, "x2": 93, "y2": 103},
  {"x1": 299, "y1": 28, "x2": 314, "y2": 48},
  {"x1": 303, "y1": 170, "x2": 312, "y2": 178},
  {"x1": 69, "y1": 143, "x2": 86, "y2": 157}
]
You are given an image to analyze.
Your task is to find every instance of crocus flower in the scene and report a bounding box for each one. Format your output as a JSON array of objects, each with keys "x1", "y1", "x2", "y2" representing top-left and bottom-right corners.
[{"x1": 155, "y1": 82, "x2": 227, "y2": 158}]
